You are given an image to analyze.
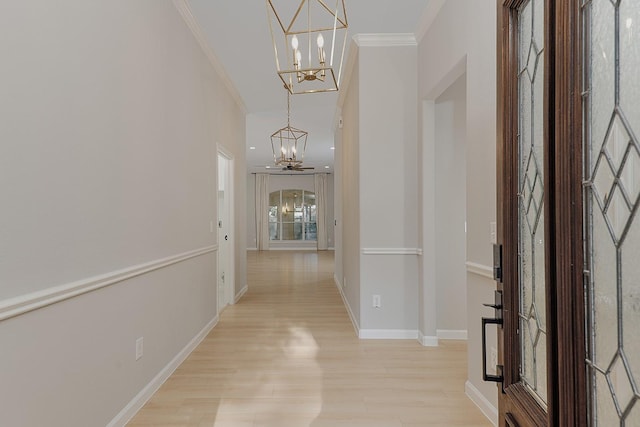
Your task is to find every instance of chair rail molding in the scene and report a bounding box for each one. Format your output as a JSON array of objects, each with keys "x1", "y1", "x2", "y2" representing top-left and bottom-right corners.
[
  {"x1": 0, "y1": 245, "x2": 218, "y2": 321},
  {"x1": 465, "y1": 261, "x2": 493, "y2": 280}
]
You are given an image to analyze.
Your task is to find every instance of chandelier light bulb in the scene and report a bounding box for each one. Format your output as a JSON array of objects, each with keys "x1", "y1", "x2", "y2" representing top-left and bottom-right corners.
[
  {"x1": 316, "y1": 33, "x2": 324, "y2": 48},
  {"x1": 291, "y1": 35, "x2": 299, "y2": 50}
]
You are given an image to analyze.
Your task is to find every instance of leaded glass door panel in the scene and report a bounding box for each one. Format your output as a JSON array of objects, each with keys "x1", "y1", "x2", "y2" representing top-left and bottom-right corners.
[
  {"x1": 584, "y1": 0, "x2": 640, "y2": 425},
  {"x1": 497, "y1": 0, "x2": 551, "y2": 425}
]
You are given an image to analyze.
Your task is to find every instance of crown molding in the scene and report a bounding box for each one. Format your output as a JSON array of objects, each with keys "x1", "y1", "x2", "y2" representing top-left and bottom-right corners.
[
  {"x1": 415, "y1": 0, "x2": 446, "y2": 43},
  {"x1": 173, "y1": 0, "x2": 246, "y2": 113},
  {"x1": 353, "y1": 33, "x2": 417, "y2": 47}
]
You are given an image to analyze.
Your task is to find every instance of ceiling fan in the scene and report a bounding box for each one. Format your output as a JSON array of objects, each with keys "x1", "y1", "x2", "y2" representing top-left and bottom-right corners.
[{"x1": 282, "y1": 164, "x2": 314, "y2": 172}]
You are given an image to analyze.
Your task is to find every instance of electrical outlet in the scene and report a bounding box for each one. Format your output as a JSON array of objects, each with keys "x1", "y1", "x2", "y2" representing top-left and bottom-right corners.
[
  {"x1": 136, "y1": 337, "x2": 144, "y2": 361},
  {"x1": 373, "y1": 294, "x2": 381, "y2": 308},
  {"x1": 490, "y1": 346, "x2": 498, "y2": 374}
]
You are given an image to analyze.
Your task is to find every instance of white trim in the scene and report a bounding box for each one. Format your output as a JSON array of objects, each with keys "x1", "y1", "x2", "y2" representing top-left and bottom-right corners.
[
  {"x1": 465, "y1": 380, "x2": 499, "y2": 427},
  {"x1": 359, "y1": 329, "x2": 418, "y2": 340},
  {"x1": 235, "y1": 284, "x2": 248, "y2": 303},
  {"x1": 466, "y1": 261, "x2": 494, "y2": 280},
  {"x1": 268, "y1": 247, "x2": 318, "y2": 251},
  {"x1": 0, "y1": 245, "x2": 218, "y2": 321},
  {"x1": 108, "y1": 316, "x2": 219, "y2": 427},
  {"x1": 418, "y1": 331, "x2": 439, "y2": 347},
  {"x1": 172, "y1": 0, "x2": 246, "y2": 113},
  {"x1": 415, "y1": 0, "x2": 447, "y2": 43},
  {"x1": 353, "y1": 33, "x2": 417, "y2": 47},
  {"x1": 361, "y1": 248, "x2": 423, "y2": 255},
  {"x1": 437, "y1": 329, "x2": 468, "y2": 340},
  {"x1": 335, "y1": 275, "x2": 359, "y2": 335},
  {"x1": 247, "y1": 247, "x2": 258, "y2": 251}
]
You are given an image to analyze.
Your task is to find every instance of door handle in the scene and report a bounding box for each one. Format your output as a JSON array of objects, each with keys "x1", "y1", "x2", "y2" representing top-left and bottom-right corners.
[
  {"x1": 482, "y1": 290, "x2": 504, "y2": 384},
  {"x1": 482, "y1": 316, "x2": 504, "y2": 383},
  {"x1": 225, "y1": 235, "x2": 228, "y2": 241}
]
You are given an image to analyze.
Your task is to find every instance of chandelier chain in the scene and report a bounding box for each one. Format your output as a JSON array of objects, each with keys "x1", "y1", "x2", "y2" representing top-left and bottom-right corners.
[{"x1": 287, "y1": 91, "x2": 290, "y2": 127}]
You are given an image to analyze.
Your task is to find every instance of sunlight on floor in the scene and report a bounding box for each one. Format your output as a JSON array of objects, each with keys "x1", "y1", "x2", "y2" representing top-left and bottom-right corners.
[{"x1": 213, "y1": 326, "x2": 323, "y2": 427}]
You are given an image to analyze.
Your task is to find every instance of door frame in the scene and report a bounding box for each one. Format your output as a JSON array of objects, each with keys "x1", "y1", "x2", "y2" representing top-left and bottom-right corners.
[
  {"x1": 217, "y1": 145, "x2": 235, "y2": 312},
  {"x1": 496, "y1": 0, "x2": 587, "y2": 425}
]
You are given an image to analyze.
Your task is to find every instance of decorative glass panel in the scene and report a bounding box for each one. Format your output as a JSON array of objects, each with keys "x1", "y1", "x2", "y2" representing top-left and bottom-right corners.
[
  {"x1": 584, "y1": 0, "x2": 640, "y2": 425},
  {"x1": 517, "y1": 0, "x2": 547, "y2": 407}
]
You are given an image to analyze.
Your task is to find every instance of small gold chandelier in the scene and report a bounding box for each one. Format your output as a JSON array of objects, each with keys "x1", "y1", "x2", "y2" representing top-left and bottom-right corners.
[
  {"x1": 271, "y1": 91, "x2": 308, "y2": 167},
  {"x1": 266, "y1": 0, "x2": 348, "y2": 94}
]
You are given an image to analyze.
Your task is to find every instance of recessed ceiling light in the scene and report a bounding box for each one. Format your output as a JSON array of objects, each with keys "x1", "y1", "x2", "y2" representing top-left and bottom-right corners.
[
  {"x1": 330, "y1": 147, "x2": 335, "y2": 150},
  {"x1": 265, "y1": 166, "x2": 271, "y2": 169},
  {"x1": 249, "y1": 146, "x2": 256, "y2": 150},
  {"x1": 324, "y1": 166, "x2": 330, "y2": 169}
]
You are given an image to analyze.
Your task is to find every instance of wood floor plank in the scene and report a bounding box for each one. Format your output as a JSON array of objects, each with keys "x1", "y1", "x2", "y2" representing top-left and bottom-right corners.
[{"x1": 128, "y1": 251, "x2": 492, "y2": 427}]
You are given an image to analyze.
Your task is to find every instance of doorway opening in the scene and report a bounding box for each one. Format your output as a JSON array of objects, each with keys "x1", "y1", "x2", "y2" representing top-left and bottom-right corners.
[
  {"x1": 420, "y1": 61, "x2": 470, "y2": 349},
  {"x1": 434, "y1": 72, "x2": 468, "y2": 339},
  {"x1": 217, "y1": 148, "x2": 235, "y2": 313}
]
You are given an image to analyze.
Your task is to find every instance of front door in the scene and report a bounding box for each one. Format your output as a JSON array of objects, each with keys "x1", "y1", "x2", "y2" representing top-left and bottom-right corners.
[
  {"x1": 495, "y1": 1, "x2": 640, "y2": 426},
  {"x1": 496, "y1": 1, "x2": 553, "y2": 425}
]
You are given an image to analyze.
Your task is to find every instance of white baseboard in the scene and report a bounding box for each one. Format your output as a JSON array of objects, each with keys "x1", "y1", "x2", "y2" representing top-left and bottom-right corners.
[
  {"x1": 437, "y1": 329, "x2": 468, "y2": 340},
  {"x1": 247, "y1": 247, "x2": 258, "y2": 251},
  {"x1": 108, "y1": 316, "x2": 219, "y2": 427},
  {"x1": 359, "y1": 329, "x2": 418, "y2": 340},
  {"x1": 334, "y1": 275, "x2": 359, "y2": 335},
  {"x1": 268, "y1": 247, "x2": 317, "y2": 251},
  {"x1": 235, "y1": 284, "x2": 248, "y2": 303},
  {"x1": 465, "y1": 380, "x2": 498, "y2": 426},
  {"x1": 418, "y1": 331, "x2": 439, "y2": 347}
]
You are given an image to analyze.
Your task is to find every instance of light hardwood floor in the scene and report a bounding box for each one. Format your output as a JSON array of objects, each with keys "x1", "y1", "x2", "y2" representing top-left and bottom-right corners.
[{"x1": 128, "y1": 250, "x2": 492, "y2": 427}]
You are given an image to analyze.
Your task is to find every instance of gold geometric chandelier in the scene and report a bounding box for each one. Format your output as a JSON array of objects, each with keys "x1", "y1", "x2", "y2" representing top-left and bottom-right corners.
[
  {"x1": 270, "y1": 91, "x2": 308, "y2": 168},
  {"x1": 266, "y1": 0, "x2": 348, "y2": 94}
]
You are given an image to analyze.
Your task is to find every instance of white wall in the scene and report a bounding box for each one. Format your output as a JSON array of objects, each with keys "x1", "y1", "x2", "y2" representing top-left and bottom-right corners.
[
  {"x1": 418, "y1": 0, "x2": 498, "y2": 422},
  {"x1": 336, "y1": 39, "x2": 419, "y2": 337},
  {"x1": 336, "y1": 51, "x2": 361, "y2": 329},
  {"x1": 245, "y1": 174, "x2": 335, "y2": 250},
  {"x1": 358, "y1": 41, "x2": 419, "y2": 334},
  {"x1": 0, "y1": 1, "x2": 246, "y2": 425}
]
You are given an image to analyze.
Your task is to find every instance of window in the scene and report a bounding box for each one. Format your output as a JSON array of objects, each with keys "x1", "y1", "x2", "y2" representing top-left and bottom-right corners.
[{"x1": 269, "y1": 189, "x2": 316, "y2": 241}]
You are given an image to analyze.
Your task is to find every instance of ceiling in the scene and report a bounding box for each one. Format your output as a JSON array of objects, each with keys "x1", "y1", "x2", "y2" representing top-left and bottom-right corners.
[{"x1": 188, "y1": 0, "x2": 432, "y2": 174}]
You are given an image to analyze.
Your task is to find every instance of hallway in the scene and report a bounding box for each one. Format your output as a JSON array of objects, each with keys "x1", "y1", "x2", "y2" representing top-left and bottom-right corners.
[{"x1": 128, "y1": 251, "x2": 491, "y2": 427}]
